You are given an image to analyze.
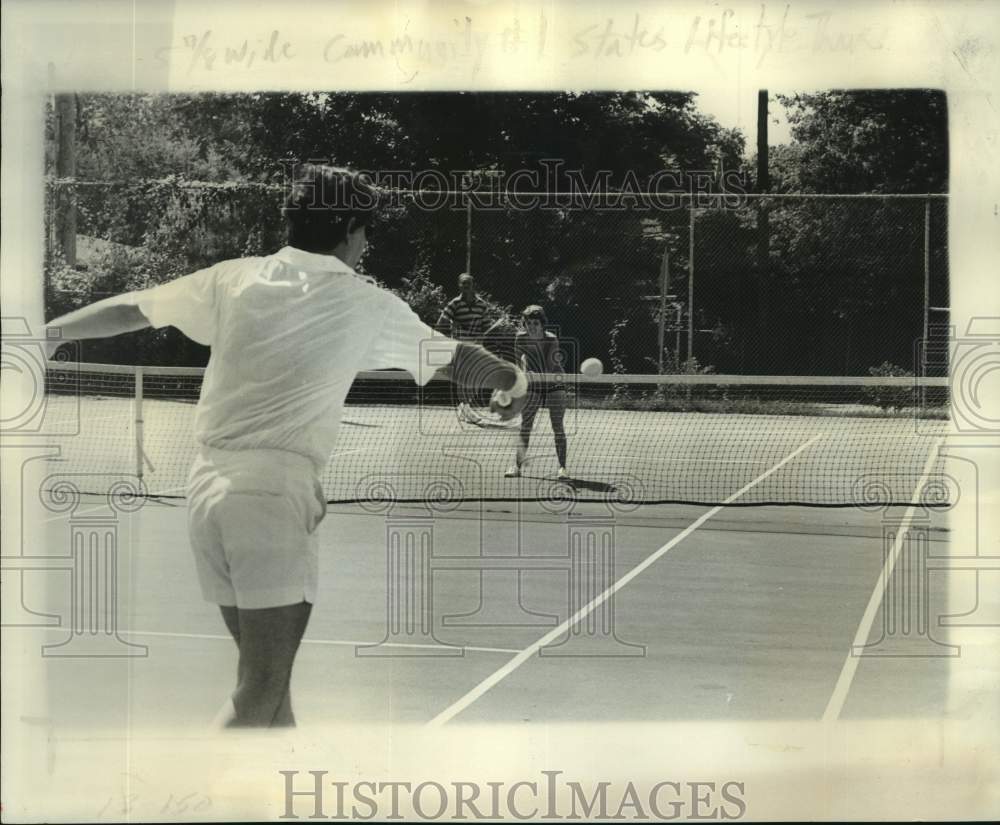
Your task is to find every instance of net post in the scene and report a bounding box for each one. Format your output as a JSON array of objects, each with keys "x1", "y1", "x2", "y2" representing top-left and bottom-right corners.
[
  {"x1": 922, "y1": 198, "x2": 931, "y2": 377},
  {"x1": 134, "y1": 366, "x2": 144, "y2": 482}
]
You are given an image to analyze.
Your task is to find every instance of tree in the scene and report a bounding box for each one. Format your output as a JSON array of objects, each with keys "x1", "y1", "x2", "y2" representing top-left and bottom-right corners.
[
  {"x1": 776, "y1": 90, "x2": 947, "y2": 193},
  {"x1": 46, "y1": 91, "x2": 742, "y2": 368},
  {"x1": 737, "y1": 90, "x2": 950, "y2": 373}
]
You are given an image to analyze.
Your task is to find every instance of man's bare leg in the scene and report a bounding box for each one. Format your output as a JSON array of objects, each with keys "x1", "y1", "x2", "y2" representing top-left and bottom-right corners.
[{"x1": 213, "y1": 602, "x2": 312, "y2": 728}]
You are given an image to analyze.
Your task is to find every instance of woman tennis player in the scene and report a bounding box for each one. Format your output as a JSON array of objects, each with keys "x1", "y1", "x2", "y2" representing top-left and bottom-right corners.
[
  {"x1": 44, "y1": 165, "x2": 527, "y2": 728},
  {"x1": 506, "y1": 305, "x2": 569, "y2": 480}
]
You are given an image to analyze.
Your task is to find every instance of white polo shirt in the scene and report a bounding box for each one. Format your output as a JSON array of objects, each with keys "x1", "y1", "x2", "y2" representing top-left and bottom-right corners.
[{"x1": 133, "y1": 246, "x2": 458, "y2": 474}]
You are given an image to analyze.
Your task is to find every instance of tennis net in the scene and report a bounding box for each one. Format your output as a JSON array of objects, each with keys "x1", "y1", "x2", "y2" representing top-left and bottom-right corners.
[{"x1": 40, "y1": 361, "x2": 950, "y2": 507}]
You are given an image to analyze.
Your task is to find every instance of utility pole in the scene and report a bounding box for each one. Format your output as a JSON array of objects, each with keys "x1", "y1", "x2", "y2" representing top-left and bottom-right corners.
[
  {"x1": 757, "y1": 90, "x2": 770, "y2": 193},
  {"x1": 755, "y1": 89, "x2": 770, "y2": 373}
]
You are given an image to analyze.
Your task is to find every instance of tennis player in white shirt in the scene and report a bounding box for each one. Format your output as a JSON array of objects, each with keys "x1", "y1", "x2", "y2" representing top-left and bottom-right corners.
[{"x1": 45, "y1": 165, "x2": 527, "y2": 728}]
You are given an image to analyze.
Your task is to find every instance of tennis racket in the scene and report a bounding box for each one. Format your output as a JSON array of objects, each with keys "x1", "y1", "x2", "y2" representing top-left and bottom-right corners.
[{"x1": 455, "y1": 315, "x2": 523, "y2": 429}]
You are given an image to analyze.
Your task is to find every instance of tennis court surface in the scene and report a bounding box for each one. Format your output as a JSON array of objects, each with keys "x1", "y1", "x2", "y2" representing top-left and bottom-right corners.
[{"x1": 17, "y1": 361, "x2": 964, "y2": 728}]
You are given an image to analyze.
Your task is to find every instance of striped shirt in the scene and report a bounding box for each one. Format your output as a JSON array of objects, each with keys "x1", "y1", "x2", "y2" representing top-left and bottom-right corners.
[
  {"x1": 132, "y1": 245, "x2": 459, "y2": 474},
  {"x1": 438, "y1": 294, "x2": 489, "y2": 339}
]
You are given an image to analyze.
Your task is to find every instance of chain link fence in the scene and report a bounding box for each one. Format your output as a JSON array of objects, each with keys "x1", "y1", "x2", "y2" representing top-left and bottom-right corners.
[
  {"x1": 45, "y1": 180, "x2": 948, "y2": 376},
  {"x1": 684, "y1": 195, "x2": 949, "y2": 375}
]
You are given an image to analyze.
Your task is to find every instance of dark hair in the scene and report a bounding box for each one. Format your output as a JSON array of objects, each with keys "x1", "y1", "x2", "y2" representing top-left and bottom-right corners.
[
  {"x1": 282, "y1": 165, "x2": 379, "y2": 253},
  {"x1": 521, "y1": 304, "x2": 546, "y2": 323}
]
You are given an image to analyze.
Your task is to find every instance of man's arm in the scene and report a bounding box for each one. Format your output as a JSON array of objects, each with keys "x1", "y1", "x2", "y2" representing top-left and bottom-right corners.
[
  {"x1": 366, "y1": 291, "x2": 525, "y2": 402},
  {"x1": 436, "y1": 303, "x2": 455, "y2": 336},
  {"x1": 436, "y1": 342, "x2": 524, "y2": 393},
  {"x1": 45, "y1": 295, "x2": 151, "y2": 355}
]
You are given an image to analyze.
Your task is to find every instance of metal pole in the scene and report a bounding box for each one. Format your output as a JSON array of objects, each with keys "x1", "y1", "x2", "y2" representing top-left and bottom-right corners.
[
  {"x1": 687, "y1": 207, "x2": 695, "y2": 362},
  {"x1": 134, "y1": 367, "x2": 144, "y2": 482},
  {"x1": 55, "y1": 93, "x2": 77, "y2": 266},
  {"x1": 675, "y1": 305, "x2": 682, "y2": 356},
  {"x1": 658, "y1": 248, "x2": 669, "y2": 373},
  {"x1": 922, "y1": 198, "x2": 931, "y2": 377},
  {"x1": 465, "y1": 197, "x2": 472, "y2": 276},
  {"x1": 755, "y1": 89, "x2": 770, "y2": 375}
]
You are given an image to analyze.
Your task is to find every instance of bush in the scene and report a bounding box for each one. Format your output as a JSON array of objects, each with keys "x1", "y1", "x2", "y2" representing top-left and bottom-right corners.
[
  {"x1": 392, "y1": 269, "x2": 448, "y2": 325},
  {"x1": 863, "y1": 361, "x2": 916, "y2": 410}
]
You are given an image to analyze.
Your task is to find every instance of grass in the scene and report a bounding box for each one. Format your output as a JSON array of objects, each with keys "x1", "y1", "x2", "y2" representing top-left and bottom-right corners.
[{"x1": 573, "y1": 385, "x2": 950, "y2": 420}]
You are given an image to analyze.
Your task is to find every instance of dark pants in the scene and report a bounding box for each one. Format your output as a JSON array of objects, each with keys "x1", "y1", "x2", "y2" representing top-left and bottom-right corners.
[{"x1": 518, "y1": 385, "x2": 568, "y2": 468}]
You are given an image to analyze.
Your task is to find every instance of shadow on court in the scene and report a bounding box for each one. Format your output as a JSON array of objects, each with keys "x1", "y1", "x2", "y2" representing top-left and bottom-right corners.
[{"x1": 513, "y1": 470, "x2": 619, "y2": 495}]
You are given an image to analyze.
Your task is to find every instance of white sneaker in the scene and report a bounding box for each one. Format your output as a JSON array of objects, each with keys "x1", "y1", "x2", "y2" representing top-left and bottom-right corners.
[
  {"x1": 505, "y1": 465, "x2": 521, "y2": 478},
  {"x1": 557, "y1": 467, "x2": 569, "y2": 480}
]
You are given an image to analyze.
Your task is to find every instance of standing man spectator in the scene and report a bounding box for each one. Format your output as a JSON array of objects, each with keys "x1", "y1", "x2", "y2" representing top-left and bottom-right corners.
[
  {"x1": 439, "y1": 273, "x2": 494, "y2": 420},
  {"x1": 437, "y1": 273, "x2": 489, "y2": 341}
]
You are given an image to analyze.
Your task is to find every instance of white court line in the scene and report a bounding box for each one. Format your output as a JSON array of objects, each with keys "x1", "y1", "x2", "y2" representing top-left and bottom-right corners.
[
  {"x1": 26, "y1": 627, "x2": 520, "y2": 656},
  {"x1": 426, "y1": 433, "x2": 824, "y2": 727},
  {"x1": 821, "y1": 439, "x2": 944, "y2": 723},
  {"x1": 604, "y1": 455, "x2": 772, "y2": 465}
]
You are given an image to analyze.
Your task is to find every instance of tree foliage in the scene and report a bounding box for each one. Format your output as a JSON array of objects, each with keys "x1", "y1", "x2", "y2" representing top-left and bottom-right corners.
[
  {"x1": 45, "y1": 90, "x2": 946, "y2": 373},
  {"x1": 776, "y1": 90, "x2": 947, "y2": 193}
]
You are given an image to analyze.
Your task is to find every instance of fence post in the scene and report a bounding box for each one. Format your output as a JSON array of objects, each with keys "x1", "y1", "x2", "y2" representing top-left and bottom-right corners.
[
  {"x1": 465, "y1": 197, "x2": 472, "y2": 276},
  {"x1": 674, "y1": 303, "x2": 682, "y2": 357},
  {"x1": 922, "y1": 198, "x2": 931, "y2": 377},
  {"x1": 687, "y1": 206, "x2": 695, "y2": 362},
  {"x1": 658, "y1": 249, "x2": 669, "y2": 373},
  {"x1": 55, "y1": 93, "x2": 77, "y2": 267}
]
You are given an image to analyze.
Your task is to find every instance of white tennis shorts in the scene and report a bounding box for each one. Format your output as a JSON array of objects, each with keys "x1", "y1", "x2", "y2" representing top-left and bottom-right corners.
[{"x1": 186, "y1": 446, "x2": 327, "y2": 609}]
